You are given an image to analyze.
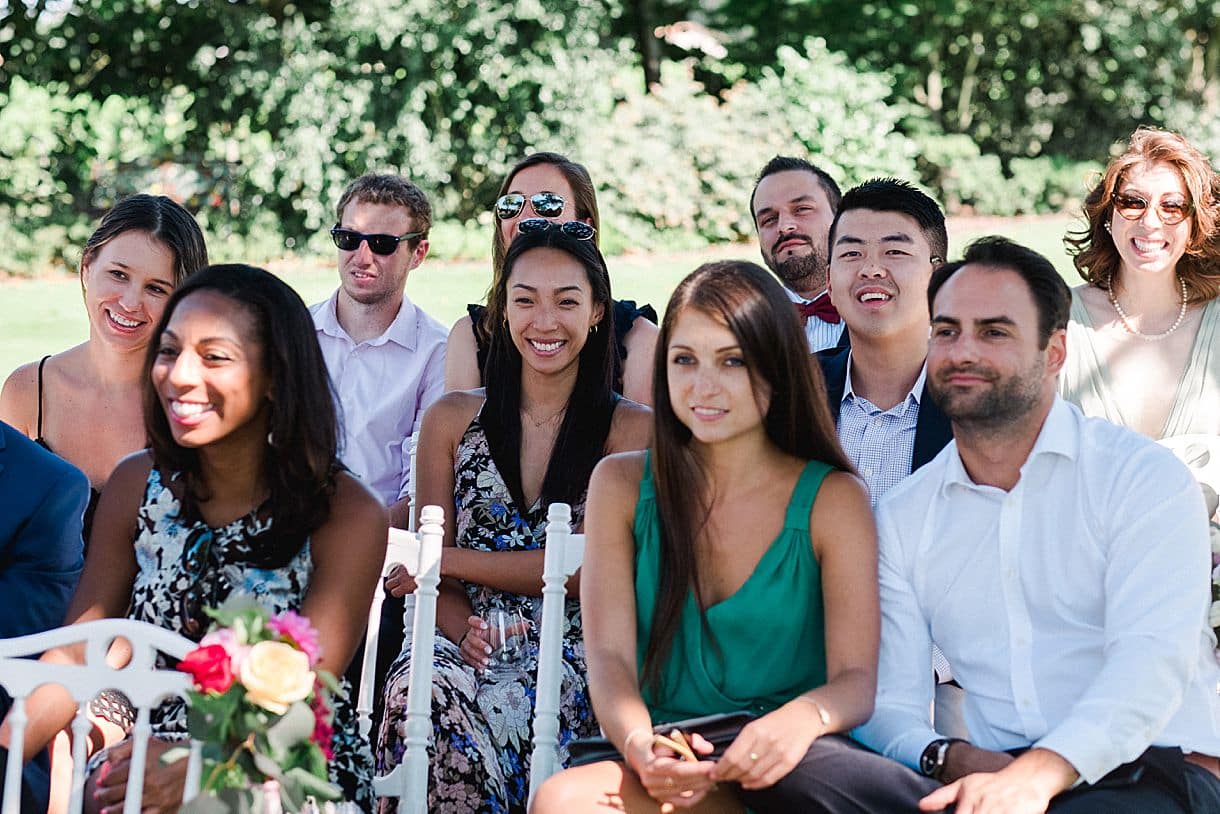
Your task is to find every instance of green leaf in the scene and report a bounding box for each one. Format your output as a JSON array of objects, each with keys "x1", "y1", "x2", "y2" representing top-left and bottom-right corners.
[
  {"x1": 281, "y1": 767, "x2": 342, "y2": 803},
  {"x1": 266, "y1": 701, "x2": 315, "y2": 758},
  {"x1": 315, "y1": 669, "x2": 340, "y2": 695},
  {"x1": 187, "y1": 690, "x2": 242, "y2": 743},
  {"x1": 250, "y1": 749, "x2": 285, "y2": 782}
]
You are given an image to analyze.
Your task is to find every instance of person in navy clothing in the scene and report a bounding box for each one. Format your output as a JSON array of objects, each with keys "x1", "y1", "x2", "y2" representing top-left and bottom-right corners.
[
  {"x1": 817, "y1": 178, "x2": 952, "y2": 503},
  {"x1": 0, "y1": 419, "x2": 89, "y2": 813}
]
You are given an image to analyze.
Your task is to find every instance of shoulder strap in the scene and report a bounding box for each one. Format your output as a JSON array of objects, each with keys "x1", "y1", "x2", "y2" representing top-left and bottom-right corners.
[
  {"x1": 36, "y1": 354, "x2": 51, "y2": 439},
  {"x1": 784, "y1": 460, "x2": 833, "y2": 531}
]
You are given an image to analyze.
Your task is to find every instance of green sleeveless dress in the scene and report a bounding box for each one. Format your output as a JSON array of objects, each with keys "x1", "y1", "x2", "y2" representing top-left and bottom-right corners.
[{"x1": 633, "y1": 452, "x2": 832, "y2": 723}]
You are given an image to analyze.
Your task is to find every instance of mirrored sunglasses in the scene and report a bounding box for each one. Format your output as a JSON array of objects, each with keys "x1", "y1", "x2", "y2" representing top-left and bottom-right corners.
[
  {"x1": 494, "y1": 192, "x2": 566, "y2": 220},
  {"x1": 1111, "y1": 193, "x2": 1192, "y2": 226},
  {"x1": 330, "y1": 226, "x2": 423, "y2": 255},
  {"x1": 517, "y1": 218, "x2": 596, "y2": 241}
]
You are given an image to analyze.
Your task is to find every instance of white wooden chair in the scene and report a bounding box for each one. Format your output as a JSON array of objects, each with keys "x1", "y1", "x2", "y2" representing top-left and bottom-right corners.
[
  {"x1": 366, "y1": 504, "x2": 445, "y2": 814},
  {"x1": 406, "y1": 431, "x2": 420, "y2": 534},
  {"x1": 527, "y1": 502, "x2": 586, "y2": 807},
  {"x1": 355, "y1": 431, "x2": 423, "y2": 741},
  {"x1": 0, "y1": 618, "x2": 203, "y2": 814}
]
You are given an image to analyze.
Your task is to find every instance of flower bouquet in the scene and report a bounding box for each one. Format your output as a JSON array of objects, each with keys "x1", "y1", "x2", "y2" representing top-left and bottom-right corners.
[{"x1": 175, "y1": 602, "x2": 341, "y2": 811}]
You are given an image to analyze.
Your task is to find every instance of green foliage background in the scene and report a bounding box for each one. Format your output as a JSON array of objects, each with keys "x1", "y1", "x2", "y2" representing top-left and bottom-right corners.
[{"x1": 1, "y1": 0, "x2": 1216, "y2": 275}]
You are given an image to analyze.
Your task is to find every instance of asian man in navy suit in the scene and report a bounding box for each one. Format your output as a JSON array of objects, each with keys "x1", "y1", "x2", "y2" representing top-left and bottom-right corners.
[
  {"x1": 816, "y1": 178, "x2": 953, "y2": 504},
  {"x1": 0, "y1": 419, "x2": 88, "y2": 812}
]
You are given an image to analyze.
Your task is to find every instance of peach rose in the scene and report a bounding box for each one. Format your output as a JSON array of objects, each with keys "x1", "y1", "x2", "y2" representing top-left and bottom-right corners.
[{"x1": 239, "y1": 640, "x2": 315, "y2": 714}]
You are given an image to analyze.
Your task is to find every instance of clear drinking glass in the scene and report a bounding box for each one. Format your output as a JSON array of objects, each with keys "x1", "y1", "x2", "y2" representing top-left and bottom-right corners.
[{"x1": 484, "y1": 607, "x2": 528, "y2": 679}]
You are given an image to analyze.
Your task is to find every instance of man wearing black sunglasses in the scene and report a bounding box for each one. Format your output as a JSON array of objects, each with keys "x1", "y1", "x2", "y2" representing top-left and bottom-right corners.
[{"x1": 309, "y1": 173, "x2": 449, "y2": 710}]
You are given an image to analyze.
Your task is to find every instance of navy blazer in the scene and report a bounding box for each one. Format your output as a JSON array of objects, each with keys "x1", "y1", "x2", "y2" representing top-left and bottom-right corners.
[
  {"x1": 816, "y1": 346, "x2": 953, "y2": 473},
  {"x1": 0, "y1": 421, "x2": 88, "y2": 810},
  {"x1": 0, "y1": 420, "x2": 88, "y2": 640}
]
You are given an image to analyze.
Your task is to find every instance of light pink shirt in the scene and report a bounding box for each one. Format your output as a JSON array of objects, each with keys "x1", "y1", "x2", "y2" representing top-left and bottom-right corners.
[{"x1": 310, "y1": 291, "x2": 447, "y2": 506}]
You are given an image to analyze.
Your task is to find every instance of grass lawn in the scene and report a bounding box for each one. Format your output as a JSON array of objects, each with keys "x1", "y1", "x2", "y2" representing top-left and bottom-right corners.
[{"x1": 0, "y1": 214, "x2": 1080, "y2": 381}]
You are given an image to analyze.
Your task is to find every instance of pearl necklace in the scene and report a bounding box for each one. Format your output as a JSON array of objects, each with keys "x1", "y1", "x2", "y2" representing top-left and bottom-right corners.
[{"x1": 1107, "y1": 275, "x2": 1188, "y2": 341}]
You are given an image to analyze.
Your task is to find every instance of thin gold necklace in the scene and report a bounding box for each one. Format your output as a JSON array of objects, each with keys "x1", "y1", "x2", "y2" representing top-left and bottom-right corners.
[
  {"x1": 1107, "y1": 274, "x2": 1188, "y2": 341},
  {"x1": 521, "y1": 403, "x2": 567, "y2": 428}
]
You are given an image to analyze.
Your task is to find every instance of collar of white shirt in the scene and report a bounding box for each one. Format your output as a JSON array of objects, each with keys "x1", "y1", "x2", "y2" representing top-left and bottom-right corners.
[
  {"x1": 842, "y1": 351, "x2": 926, "y2": 414},
  {"x1": 313, "y1": 289, "x2": 422, "y2": 351},
  {"x1": 783, "y1": 285, "x2": 830, "y2": 307},
  {"x1": 940, "y1": 396, "x2": 1078, "y2": 495}
]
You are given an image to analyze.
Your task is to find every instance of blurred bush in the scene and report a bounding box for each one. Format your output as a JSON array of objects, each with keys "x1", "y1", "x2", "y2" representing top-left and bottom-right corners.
[{"x1": 0, "y1": 3, "x2": 1125, "y2": 276}]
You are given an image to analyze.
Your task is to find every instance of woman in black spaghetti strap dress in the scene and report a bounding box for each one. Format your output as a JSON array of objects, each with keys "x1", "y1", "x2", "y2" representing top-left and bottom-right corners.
[{"x1": 0, "y1": 194, "x2": 208, "y2": 544}]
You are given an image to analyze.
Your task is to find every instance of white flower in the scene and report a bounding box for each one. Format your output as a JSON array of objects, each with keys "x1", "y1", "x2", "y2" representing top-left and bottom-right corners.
[{"x1": 240, "y1": 640, "x2": 315, "y2": 714}]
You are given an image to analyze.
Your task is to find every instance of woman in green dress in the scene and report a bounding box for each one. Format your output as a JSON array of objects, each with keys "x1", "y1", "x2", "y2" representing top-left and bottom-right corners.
[{"x1": 531, "y1": 261, "x2": 883, "y2": 813}]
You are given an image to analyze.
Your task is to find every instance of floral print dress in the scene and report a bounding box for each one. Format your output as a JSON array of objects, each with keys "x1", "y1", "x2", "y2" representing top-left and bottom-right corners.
[
  {"x1": 375, "y1": 410, "x2": 596, "y2": 814},
  {"x1": 122, "y1": 466, "x2": 376, "y2": 808}
]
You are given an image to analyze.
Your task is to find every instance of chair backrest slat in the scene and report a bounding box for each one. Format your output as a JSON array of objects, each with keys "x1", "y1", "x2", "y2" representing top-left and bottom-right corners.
[
  {"x1": 0, "y1": 619, "x2": 203, "y2": 814},
  {"x1": 528, "y1": 502, "x2": 586, "y2": 806},
  {"x1": 372, "y1": 503, "x2": 445, "y2": 814},
  {"x1": 357, "y1": 526, "x2": 425, "y2": 739}
]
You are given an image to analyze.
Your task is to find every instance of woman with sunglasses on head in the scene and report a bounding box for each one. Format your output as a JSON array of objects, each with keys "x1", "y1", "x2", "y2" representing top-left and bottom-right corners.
[
  {"x1": 378, "y1": 226, "x2": 652, "y2": 813},
  {"x1": 444, "y1": 151, "x2": 660, "y2": 405},
  {"x1": 533, "y1": 261, "x2": 913, "y2": 814},
  {"x1": 0, "y1": 194, "x2": 209, "y2": 544},
  {"x1": 0, "y1": 265, "x2": 388, "y2": 812},
  {"x1": 1063, "y1": 127, "x2": 1220, "y2": 440}
]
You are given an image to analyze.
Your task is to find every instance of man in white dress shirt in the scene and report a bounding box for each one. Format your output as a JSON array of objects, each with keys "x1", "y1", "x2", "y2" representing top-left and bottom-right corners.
[
  {"x1": 856, "y1": 236, "x2": 1220, "y2": 813},
  {"x1": 311, "y1": 174, "x2": 448, "y2": 528},
  {"x1": 750, "y1": 156, "x2": 846, "y2": 351}
]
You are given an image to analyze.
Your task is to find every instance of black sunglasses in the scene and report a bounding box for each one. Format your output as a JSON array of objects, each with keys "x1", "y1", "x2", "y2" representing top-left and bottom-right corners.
[
  {"x1": 494, "y1": 192, "x2": 566, "y2": 220},
  {"x1": 518, "y1": 218, "x2": 597, "y2": 241},
  {"x1": 330, "y1": 226, "x2": 424, "y2": 255},
  {"x1": 178, "y1": 526, "x2": 216, "y2": 637},
  {"x1": 1111, "y1": 193, "x2": 1193, "y2": 226}
]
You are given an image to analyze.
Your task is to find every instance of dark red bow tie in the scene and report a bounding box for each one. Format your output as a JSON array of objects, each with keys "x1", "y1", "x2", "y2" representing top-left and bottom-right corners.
[{"x1": 795, "y1": 297, "x2": 841, "y2": 324}]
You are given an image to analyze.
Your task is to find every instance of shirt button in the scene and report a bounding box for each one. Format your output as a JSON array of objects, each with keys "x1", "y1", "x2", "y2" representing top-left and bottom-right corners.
[
  {"x1": 873, "y1": 418, "x2": 883, "y2": 426},
  {"x1": 862, "y1": 466, "x2": 874, "y2": 478}
]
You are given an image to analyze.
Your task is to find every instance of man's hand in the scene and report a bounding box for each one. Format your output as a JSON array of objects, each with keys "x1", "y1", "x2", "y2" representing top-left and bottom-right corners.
[
  {"x1": 384, "y1": 563, "x2": 418, "y2": 598},
  {"x1": 919, "y1": 748, "x2": 1078, "y2": 814}
]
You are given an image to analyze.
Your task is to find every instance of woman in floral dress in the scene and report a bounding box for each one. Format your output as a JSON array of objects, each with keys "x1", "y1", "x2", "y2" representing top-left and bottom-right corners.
[
  {"x1": 0, "y1": 264, "x2": 388, "y2": 811},
  {"x1": 379, "y1": 225, "x2": 652, "y2": 813}
]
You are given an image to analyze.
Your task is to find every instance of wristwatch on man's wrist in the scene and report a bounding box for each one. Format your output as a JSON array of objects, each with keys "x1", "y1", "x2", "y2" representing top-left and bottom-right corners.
[{"x1": 919, "y1": 737, "x2": 964, "y2": 780}]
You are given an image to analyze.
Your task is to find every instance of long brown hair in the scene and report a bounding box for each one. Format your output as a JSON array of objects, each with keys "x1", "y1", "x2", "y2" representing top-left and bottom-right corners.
[
  {"x1": 641, "y1": 260, "x2": 852, "y2": 694},
  {"x1": 81, "y1": 193, "x2": 208, "y2": 287},
  {"x1": 1066, "y1": 127, "x2": 1220, "y2": 304},
  {"x1": 479, "y1": 153, "x2": 601, "y2": 344}
]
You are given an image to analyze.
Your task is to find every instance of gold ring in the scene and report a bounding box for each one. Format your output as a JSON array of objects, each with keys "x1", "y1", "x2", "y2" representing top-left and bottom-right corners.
[{"x1": 749, "y1": 752, "x2": 760, "y2": 761}]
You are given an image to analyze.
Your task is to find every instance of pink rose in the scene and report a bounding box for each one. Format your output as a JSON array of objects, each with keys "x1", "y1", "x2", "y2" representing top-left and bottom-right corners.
[
  {"x1": 201, "y1": 628, "x2": 251, "y2": 674},
  {"x1": 268, "y1": 610, "x2": 321, "y2": 665},
  {"x1": 177, "y1": 644, "x2": 235, "y2": 695}
]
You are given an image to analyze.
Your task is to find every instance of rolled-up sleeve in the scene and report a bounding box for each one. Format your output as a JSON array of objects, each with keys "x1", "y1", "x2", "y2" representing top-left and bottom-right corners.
[
  {"x1": 853, "y1": 499, "x2": 940, "y2": 770},
  {"x1": 1034, "y1": 449, "x2": 1210, "y2": 783}
]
